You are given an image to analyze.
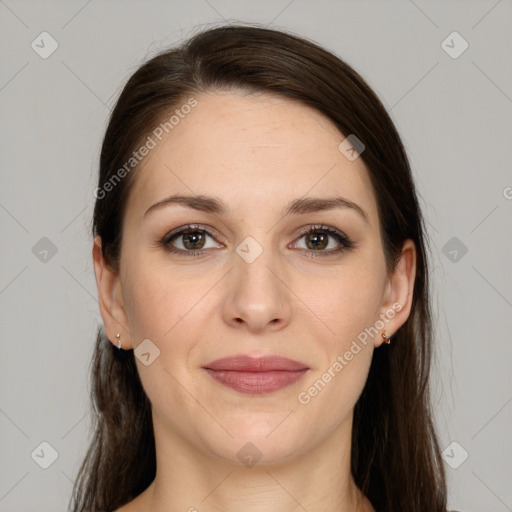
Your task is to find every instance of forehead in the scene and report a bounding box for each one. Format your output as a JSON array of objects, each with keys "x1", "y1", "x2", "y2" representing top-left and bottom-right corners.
[{"x1": 127, "y1": 90, "x2": 378, "y2": 224}]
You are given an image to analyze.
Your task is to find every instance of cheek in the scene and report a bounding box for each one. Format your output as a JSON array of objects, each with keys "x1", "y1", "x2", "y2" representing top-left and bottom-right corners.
[
  {"x1": 121, "y1": 253, "x2": 217, "y2": 358},
  {"x1": 295, "y1": 328, "x2": 374, "y2": 440},
  {"x1": 121, "y1": 253, "x2": 185, "y2": 344},
  {"x1": 122, "y1": 280, "x2": 168, "y2": 343},
  {"x1": 310, "y1": 260, "x2": 386, "y2": 347},
  {"x1": 297, "y1": 267, "x2": 381, "y2": 422},
  {"x1": 120, "y1": 259, "x2": 201, "y2": 409}
]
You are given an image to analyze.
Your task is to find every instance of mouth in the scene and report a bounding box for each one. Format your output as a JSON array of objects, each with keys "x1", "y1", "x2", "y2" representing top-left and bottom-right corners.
[{"x1": 202, "y1": 355, "x2": 309, "y2": 395}]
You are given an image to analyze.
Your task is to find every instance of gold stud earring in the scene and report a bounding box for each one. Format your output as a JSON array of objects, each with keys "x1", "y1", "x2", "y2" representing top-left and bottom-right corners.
[{"x1": 381, "y1": 330, "x2": 392, "y2": 345}]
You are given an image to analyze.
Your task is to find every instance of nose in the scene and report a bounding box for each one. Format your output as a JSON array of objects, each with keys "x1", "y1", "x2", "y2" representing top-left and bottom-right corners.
[{"x1": 222, "y1": 241, "x2": 292, "y2": 334}]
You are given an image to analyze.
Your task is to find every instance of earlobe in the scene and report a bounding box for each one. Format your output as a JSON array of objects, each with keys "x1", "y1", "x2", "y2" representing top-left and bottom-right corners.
[
  {"x1": 378, "y1": 239, "x2": 417, "y2": 346},
  {"x1": 92, "y1": 236, "x2": 132, "y2": 349}
]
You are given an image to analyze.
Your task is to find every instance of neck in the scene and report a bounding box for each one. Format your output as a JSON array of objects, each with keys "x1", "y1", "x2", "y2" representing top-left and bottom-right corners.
[{"x1": 135, "y1": 410, "x2": 375, "y2": 512}]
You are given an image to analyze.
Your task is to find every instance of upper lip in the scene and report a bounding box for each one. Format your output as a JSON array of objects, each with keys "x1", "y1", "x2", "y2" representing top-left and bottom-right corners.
[{"x1": 203, "y1": 355, "x2": 309, "y2": 372}]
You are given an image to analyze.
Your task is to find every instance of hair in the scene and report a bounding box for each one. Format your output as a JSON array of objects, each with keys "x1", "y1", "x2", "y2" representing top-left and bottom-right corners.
[{"x1": 70, "y1": 23, "x2": 448, "y2": 512}]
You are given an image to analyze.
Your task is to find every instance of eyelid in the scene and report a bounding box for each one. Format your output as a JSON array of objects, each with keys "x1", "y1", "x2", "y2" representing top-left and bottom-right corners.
[
  {"x1": 162, "y1": 223, "x2": 224, "y2": 245},
  {"x1": 294, "y1": 224, "x2": 348, "y2": 240},
  {"x1": 290, "y1": 224, "x2": 353, "y2": 253}
]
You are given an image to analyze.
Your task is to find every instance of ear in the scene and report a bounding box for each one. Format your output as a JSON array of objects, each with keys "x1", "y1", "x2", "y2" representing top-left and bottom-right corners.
[
  {"x1": 92, "y1": 235, "x2": 133, "y2": 349},
  {"x1": 377, "y1": 239, "x2": 417, "y2": 346}
]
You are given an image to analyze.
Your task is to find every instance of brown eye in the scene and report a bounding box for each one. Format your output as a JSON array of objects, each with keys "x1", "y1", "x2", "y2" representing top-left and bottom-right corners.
[
  {"x1": 293, "y1": 225, "x2": 353, "y2": 257},
  {"x1": 180, "y1": 231, "x2": 206, "y2": 250},
  {"x1": 162, "y1": 224, "x2": 222, "y2": 256},
  {"x1": 304, "y1": 232, "x2": 329, "y2": 251}
]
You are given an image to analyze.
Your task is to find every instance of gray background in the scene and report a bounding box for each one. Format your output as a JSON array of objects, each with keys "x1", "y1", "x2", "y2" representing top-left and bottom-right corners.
[{"x1": 1, "y1": 1, "x2": 511, "y2": 511}]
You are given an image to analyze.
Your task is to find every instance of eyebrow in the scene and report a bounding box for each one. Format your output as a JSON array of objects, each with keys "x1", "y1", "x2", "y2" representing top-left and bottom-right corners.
[{"x1": 144, "y1": 194, "x2": 369, "y2": 224}]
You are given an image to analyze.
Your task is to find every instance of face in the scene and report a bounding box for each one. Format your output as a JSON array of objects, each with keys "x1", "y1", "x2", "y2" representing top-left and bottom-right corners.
[{"x1": 94, "y1": 90, "x2": 415, "y2": 466}]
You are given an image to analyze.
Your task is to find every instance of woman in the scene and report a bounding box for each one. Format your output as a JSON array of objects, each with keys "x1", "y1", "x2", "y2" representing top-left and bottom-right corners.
[{"x1": 70, "y1": 24, "x2": 454, "y2": 512}]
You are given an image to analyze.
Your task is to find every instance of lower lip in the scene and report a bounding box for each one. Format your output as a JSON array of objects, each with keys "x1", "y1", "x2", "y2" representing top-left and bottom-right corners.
[{"x1": 203, "y1": 368, "x2": 309, "y2": 394}]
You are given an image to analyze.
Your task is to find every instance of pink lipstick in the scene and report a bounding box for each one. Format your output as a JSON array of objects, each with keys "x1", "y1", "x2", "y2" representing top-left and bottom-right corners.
[{"x1": 203, "y1": 355, "x2": 309, "y2": 394}]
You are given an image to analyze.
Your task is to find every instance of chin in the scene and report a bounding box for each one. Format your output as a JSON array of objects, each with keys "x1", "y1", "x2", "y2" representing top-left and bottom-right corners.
[{"x1": 200, "y1": 416, "x2": 309, "y2": 466}]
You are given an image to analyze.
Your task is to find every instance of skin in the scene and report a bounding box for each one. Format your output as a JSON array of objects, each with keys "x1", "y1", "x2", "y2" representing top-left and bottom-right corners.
[{"x1": 93, "y1": 90, "x2": 416, "y2": 512}]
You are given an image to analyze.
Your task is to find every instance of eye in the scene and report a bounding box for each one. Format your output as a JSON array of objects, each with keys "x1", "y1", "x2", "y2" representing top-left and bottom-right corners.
[
  {"x1": 161, "y1": 224, "x2": 222, "y2": 256},
  {"x1": 161, "y1": 223, "x2": 353, "y2": 258},
  {"x1": 291, "y1": 225, "x2": 353, "y2": 257}
]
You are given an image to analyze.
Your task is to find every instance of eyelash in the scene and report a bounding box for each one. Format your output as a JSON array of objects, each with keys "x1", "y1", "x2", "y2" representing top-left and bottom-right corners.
[{"x1": 161, "y1": 223, "x2": 353, "y2": 258}]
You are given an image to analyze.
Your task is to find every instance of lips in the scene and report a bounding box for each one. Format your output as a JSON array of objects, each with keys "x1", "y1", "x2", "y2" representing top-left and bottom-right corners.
[
  {"x1": 204, "y1": 355, "x2": 309, "y2": 372},
  {"x1": 203, "y1": 355, "x2": 309, "y2": 394}
]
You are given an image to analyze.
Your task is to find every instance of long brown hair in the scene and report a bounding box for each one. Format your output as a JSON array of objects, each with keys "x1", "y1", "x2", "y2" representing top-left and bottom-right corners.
[{"x1": 70, "y1": 23, "x2": 447, "y2": 512}]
